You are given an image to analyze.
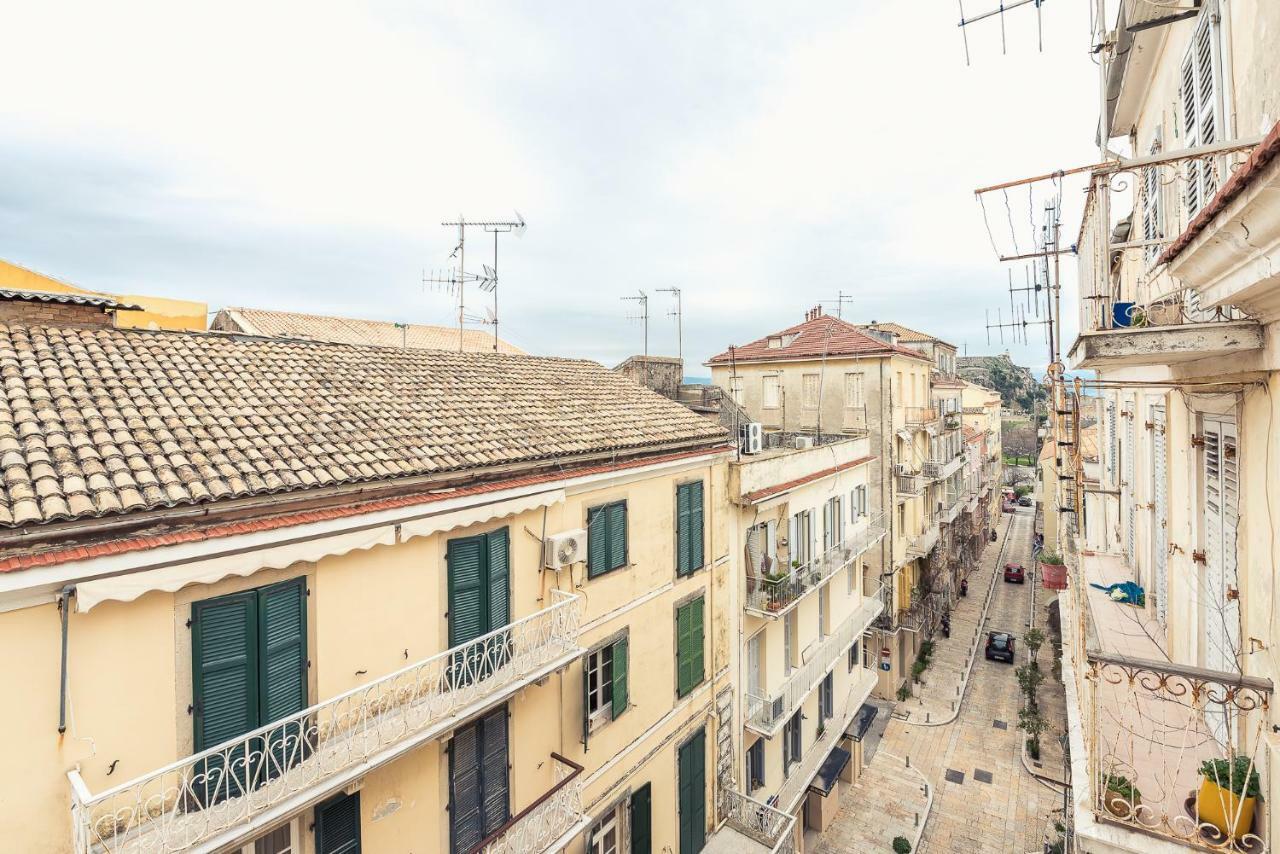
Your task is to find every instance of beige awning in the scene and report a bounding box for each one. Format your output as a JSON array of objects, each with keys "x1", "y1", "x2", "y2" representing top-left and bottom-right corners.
[{"x1": 398, "y1": 489, "x2": 564, "y2": 540}]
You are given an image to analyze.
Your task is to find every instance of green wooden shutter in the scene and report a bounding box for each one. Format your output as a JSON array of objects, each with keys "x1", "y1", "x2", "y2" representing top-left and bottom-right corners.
[
  {"x1": 479, "y1": 706, "x2": 510, "y2": 836},
  {"x1": 315, "y1": 792, "x2": 361, "y2": 854},
  {"x1": 688, "y1": 481, "x2": 704, "y2": 571},
  {"x1": 678, "y1": 731, "x2": 707, "y2": 854},
  {"x1": 630, "y1": 782, "x2": 652, "y2": 854},
  {"x1": 485, "y1": 529, "x2": 510, "y2": 630},
  {"x1": 258, "y1": 578, "x2": 307, "y2": 722},
  {"x1": 449, "y1": 722, "x2": 483, "y2": 853},
  {"x1": 612, "y1": 637, "x2": 629, "y2": 719},
  {"x1": 587, "y1": 506, "x2": 607, "y2": 577},
  {"x1": 608, "y1": 502, "x2": 627, "y2": 570},
  {"x1": 676, "y1": 601, "x2": 692, "y2": 697},
  {"x1": 676, "y1": 485, "x2": 692, "y2": 574},
  {"x1": 447, "y1": 535, "x2": 488, "y2": 647},
  {"x1": 689, "y1": 597, "x2": 705, "y2": 689},
  {"x1": 192, "y1": 591, "x2": 258, "y2": 752}
]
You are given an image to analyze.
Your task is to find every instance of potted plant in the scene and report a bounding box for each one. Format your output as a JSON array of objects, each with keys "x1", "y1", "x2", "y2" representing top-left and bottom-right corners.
[
  {"x1": 1197, "y1": 756, "x2": 1261, "y2": 839},
  {"x1": 892, "y1": 836, "x2": 912, "y2": 854},
  {"x1": 1102, "y1": 774, "x2": 1141, "y2": 818}
]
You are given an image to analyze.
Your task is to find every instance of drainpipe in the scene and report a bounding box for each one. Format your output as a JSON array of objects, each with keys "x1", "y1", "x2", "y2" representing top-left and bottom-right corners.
[{"x1": 58, "y1": 585, "x2": 75, "y2": 734}]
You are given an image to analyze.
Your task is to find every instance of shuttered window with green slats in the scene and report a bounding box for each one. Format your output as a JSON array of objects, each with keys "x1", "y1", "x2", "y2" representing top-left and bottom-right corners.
[
  {"x1": 583, "y1": 634, "x2": 629, "y2": 742},
  {"x1": 586, "y1": 501, "x2": 628, "y2": 577},
  {"x1": 678, "y1": 729, "x2": 707, "y2": 854},
  {"x1": 447, "y1": 529, "x2": 511, "y2": 686},
  {"x1": 315, "y1": 791, "x2": 361, "y2": 854},
  {"x1": 191, "y1": 577, "x2": 308, "y2": 806},
  {"x1": 675, "y1": 481, "x2": 705, "y2": 576},
  {"x1": 449, "y1": 705, "x2": 509, "y2": 854},
  {"x1": 675, "y1": 597, "x2": 705, "y2": 698}
]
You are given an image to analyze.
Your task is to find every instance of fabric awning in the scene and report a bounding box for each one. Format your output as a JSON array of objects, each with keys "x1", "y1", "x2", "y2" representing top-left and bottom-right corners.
[{"x1": 398, "y1": 489, "x2": 563, "y2": 540}]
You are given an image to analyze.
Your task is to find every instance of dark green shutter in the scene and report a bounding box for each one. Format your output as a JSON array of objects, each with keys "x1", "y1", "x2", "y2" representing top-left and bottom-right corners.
[
  {"x1": 676, "y1": 601, "x2": 692, "y2": 697},
  {"x1": 479, "y1": 706, "x2": 510, "y2": 837},
  {"x1": 258, "y1": 578, "x2": 307, "y2": 722},
  {"x1": 689, "y1": 598, "x2": 705, "y2": 690},
  {"x1": 447, "y1": 535, "x2": 488, "y2": 647},
  {"x1": 485, "y1": 529, "x2": 510, "y2": 630},
  {"x1": 678, "y1": 730, "x2": 707, "y2": 854},
  {"x1": 687, "y1": 481, "x2": 704, "y2": 571},
  {"x1": 587, "y1": 506, "x2": 607, "y2": 577},
  {"x1": 449, "y1": 722, "x2": 483, "y2": 853},
  {"x1": 609, "y1": 502, "x2": 627, "y2": 570},
  {"x1": 676, "y1": 485, "x2": 692, "y2": 574},
  {"x1": 191, "y1": 591, "x2": 258, "y2": 805},
  {"x1": 612, "y1": 637, "x2": 629, "y2": 719},
  {"x1": 630, "y1": 783, "x2": 652, "y2": 854},
  {"x1": 315, "y1": 792, "x2": 361, "y2": 854}
]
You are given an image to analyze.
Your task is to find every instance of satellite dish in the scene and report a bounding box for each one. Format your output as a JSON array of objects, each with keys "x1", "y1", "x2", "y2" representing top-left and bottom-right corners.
[{"x1": 513, "y1": 210, "x2": 527, "y2": 238}]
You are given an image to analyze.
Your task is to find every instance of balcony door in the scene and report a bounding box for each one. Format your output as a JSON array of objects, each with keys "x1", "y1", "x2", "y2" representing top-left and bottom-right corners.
[
  {"x1": 449, "y1": 705, "x2": 510, "y2": 853},
  {"x1": 677, "y1": 729, "x2": 707, "y2": 854},
  {"x1": 447, "y1": 528, "x2": 511, "y2": 685},
  {"x1": 1200, "y1": 416, "x2": 1240, "y2": 748}
]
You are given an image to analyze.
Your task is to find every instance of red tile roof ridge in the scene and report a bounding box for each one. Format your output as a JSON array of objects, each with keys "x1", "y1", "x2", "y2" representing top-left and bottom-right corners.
[{"x1": 707, "y1": 316, "x2": 930, "y2": 365}]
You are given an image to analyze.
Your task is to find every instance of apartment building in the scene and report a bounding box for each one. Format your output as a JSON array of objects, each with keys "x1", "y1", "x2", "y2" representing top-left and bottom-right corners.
[
  {"x1": 707, "y1": 308, "x2": 942, "y2": 704},
  {"x1": 1057, "y1": 1, "x2": 1280, "y2": 849},
  {"x1": 0, "y1": 292, "x2": 733, "y2": 854},
  {"x1": 960, "y1": 380, "x2": 1004, "y2": 528}
]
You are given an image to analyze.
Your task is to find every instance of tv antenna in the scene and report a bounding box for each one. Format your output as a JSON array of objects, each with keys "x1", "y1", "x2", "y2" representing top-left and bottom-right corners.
[
  {"x1": 656, "y1": 286, "x2": 682, "y2": 362},
  {"x1": 956, "y1": 0, "x2": 1046, "y2": 65},
  {"x1": 829, "y1": 290, "x2": 854, "y2": 319},
  {"x1": 423, "y1": 213, "x2": 526, "y2": 352},
  {"x1": 621, "y1": 290, "x2": 650, "y2": 383}
]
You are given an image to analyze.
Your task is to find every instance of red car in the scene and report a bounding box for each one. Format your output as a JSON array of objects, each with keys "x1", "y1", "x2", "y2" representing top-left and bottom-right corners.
[{"x1": 1003, "y1": 562, "x2": 1026, "y2": 583}]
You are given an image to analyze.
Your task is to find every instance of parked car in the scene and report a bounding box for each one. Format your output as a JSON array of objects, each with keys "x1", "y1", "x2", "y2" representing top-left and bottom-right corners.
[
  {"x1": 1018, "y1": 495, "x2": 1033, "y2": 507},
  {"x1": 1003, "y1": 562, "x2": 1026, "y2": 583},
  {"x1": 985, "y1": 631, "x2": 1016, "y2": 663}
]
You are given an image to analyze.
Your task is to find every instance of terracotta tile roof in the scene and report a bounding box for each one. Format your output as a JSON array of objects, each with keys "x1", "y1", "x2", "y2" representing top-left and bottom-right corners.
[
  {"x1": 962, "y1": 425, "x2": 981, "y2": 442},
  {"x1": 931, "y1": 374, "x2": 966, "y2": 388},
  {"x1": 857, "y1": 321, "x2": 953, "y2": 348},
  {"x1": 1158, "y1": 119, "x2": 1280, "y2": 265},
  {"x1": 706, "y1": 316, "x2": 929, "y2": 365},
  {"x1": 0, "y1": 323, "x2": 725, "y2": 527},
  {"x1": 0, "y1": 289, "x2": 141, "y2": 311},
  {"x1": 214, "y1": 306, "x2": 525, "y2": 354}
]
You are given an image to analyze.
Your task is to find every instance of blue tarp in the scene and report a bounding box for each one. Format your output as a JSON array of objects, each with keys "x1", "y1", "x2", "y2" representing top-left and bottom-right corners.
[{"x1": 1089, "y1": 581, "x2": 1146, "y2": 607}]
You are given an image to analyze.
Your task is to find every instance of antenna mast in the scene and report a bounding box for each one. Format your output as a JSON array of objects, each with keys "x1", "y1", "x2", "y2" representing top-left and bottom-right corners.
[
  {"x1": 657, "y1": 286, "x2": 682, "y2": 363},
  {"x1": 621, "y1": 291, "x2": 650, "y2": 383},
  {"x1": 426, "y1": 214, "x2": 527, "y2": 352}
]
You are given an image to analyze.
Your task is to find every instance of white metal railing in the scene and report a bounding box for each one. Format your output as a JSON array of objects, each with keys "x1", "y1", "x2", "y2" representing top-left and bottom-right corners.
[
  {"x1": 903, "y1": 406, "x2": 939, "y2": 428},
  {"x1": 907, "y1": 517, "x2": 939, "y2": 558},
  {"x1": 744, "y1": 514, "x2": 885, "y2": 617},
  {"x1": 745, "y1": 587, "x2": 883, "y2": 734},
  {"x1": 895, "y1": 465, "x2": 923, "y2": 495},
  {"x1": 69, "y1": 590, "x2": 582, "y2": 854},
  {"x1": 720, "y1": 789, "x2": 797, "y2": 854},
  {"x1": 776, "y1": 669, "x2": 878, "y2": 813},
  {"x1": 922, "y1": 452, "x2": 966, "y2": 482},
  {"x1": 481, "y1": 753, "x2": 588, "y2": 854}
]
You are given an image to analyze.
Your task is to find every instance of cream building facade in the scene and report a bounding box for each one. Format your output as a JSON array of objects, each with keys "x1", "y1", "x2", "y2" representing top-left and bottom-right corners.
[
  {"x1": 0, "y1": 293, "x2": 734, "y2": 854},
  {"x1": 1055, "y1": 1, "x2": 1280, "y2": 849}
]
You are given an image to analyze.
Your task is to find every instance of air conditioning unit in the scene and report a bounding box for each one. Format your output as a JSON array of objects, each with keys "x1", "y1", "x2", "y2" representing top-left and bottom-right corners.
[
  {"x1": 544, "y1": 529, "x2": 588, "y2": 570},
  {"x1": 740, "y1": 422, "x2": 763, "y2": 455},
  {"x1": 794, "y1": 436, "x2": 814, "y2": 450}
]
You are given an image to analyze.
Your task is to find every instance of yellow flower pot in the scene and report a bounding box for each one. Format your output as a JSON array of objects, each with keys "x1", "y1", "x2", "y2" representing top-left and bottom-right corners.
[{"x1": 1197, "y1": 777, "x2": 1256, "y2": 840}]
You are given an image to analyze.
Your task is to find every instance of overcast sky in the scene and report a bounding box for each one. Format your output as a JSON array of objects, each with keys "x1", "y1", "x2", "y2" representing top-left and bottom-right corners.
[{"x1": 0, "y1": 1, "x2": 1104, "y2": 374}]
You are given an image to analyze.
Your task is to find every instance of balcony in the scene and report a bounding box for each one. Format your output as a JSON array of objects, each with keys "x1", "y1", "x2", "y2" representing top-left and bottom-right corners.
[
  {"x1": 705, "y1": 789, "x2": 797, "y2": 854},
  {"x1": 745, "y1": 587, "x2": 883, "y2": 736},
  {"x1": 478, "y1": 753, "x2": 591, "y2": 854},
  {"x1": 906, "y1": 516, "x2": 939, "y2": 559},
  {"x1": 69, "y1": 590, "x2": 583, "y2": 854},
  {"x1": 922, "y1": 451, "x2": 966, "y2": 482},
  {"x1": 744, "y1": 514, "x2": 886, "y2": 619},
  {"x1": 902, "y1": 406, "x2": 939, "y2": 429},
  {"x1": 1068, "y1": 290, "x2": 1262, "y2": 370},
  {"x1": 895, "y1": 466, "x2": 923, "y2": 497}
]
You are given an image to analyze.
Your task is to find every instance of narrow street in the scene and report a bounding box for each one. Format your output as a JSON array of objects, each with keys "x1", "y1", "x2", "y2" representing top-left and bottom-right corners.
[{"x1": 820, "y1": 504, "x2": 1069, "y2": 853}]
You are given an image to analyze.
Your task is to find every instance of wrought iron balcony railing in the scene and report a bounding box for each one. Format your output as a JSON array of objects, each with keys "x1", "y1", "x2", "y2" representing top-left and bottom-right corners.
[
  {"x1": 478, "y1": 753, "x2": 589, "y2": 854},
  {"x1": 744, "y1": 514, "x2": 886, "y2": 618},
  {"x1": 745, "y1": 586, "x2": 883, "y2": 736},
  {"x1": 68, "y1": 590, "x2": 582, "y2": 854},
  {"x1": 717, "y1": 789, "x2": 797, "y2": 854},
  {"x1": 903, "y1": 406, "x2": 939, "y2": 428}
]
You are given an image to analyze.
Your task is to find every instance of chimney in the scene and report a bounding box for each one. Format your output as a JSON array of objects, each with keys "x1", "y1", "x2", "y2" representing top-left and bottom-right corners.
[{"x1": 0, "y1": 289, "x2": 141, "y2": 329}]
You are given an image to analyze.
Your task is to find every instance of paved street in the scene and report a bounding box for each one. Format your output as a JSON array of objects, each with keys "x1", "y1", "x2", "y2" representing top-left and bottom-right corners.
[{"x1": 819, "y1": 504, "x2": 1069, "y2": 854}]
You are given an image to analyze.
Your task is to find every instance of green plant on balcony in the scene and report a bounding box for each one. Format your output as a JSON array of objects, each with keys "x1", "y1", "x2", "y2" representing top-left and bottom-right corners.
[
  {"x1": 1197, "y1": 756, "x2": 1262, "y2": 839},
  {"x1": 1103, "y1": 773, "x2": 1141, "y2": 817},
  {"x1": 892, "y1": 836, "x2": 912, "y2": 854}
]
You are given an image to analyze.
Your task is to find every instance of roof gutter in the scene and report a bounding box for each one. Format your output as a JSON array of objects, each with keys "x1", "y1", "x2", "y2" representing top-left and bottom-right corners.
[{"x1": 0, "y1": 436, "x2": 728, "y2": 550}]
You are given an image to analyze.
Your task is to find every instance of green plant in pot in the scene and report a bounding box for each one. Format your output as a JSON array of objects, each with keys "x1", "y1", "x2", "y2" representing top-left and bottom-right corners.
[
  {"x1": 1102, "y1": 773, "x2": 1141, "y2": 818},
  {"x1": 1197, "y1": 756, "x2": 1261, "y2": 840},
  {"x1": 891, "y1": 836, "x2": 912, "y2": 854}
]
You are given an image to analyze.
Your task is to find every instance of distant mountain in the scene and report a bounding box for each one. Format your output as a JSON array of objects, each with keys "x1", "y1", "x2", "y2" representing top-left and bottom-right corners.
[{"x1": 957, "y1": 354, "x2": 1049, "y2": 413}]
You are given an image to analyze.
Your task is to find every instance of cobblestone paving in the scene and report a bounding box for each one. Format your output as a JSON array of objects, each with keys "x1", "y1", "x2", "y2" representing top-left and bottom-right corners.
[{"x1": 816, "y1": 505, "x2": 1069, "y2": 854}]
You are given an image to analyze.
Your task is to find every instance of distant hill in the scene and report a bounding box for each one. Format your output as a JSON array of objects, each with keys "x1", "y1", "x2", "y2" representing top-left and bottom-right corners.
[{"x1": 958, "y1": 354, "x2": 1049, "y2": 413}]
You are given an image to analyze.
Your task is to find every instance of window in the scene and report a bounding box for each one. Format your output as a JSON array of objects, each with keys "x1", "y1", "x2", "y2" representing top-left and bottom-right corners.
[
  {"x1": 1143, "y1": 132, "x2": 1164, "y2": 264},
  {"x1": 729, "y1": 376, "x2": 744, "y2": 405},
  {"x1": 630, "y1": 784, "x2": 652, "y2": 854},
  {"x1": 585, "y1": 634, "x2": 629, "y2": 732},
  {"x1": 676, "y1": 597, "x2": 705, "y2": 697},
  {"x1": 854, "y1": 485, "x2": 868, "y2": 517},
  {"x1": 802, "y1": 373, "x2": 820, "y2": 408},
  {"x1": 823, "y1": 496, "x2": 843, "y2": 549},
  {"x1": 818, "y1": 583, "x2": 830, "y2": 639},
  {"x1": 844, "y1": 373, "x2": 864, "y2": 409},
  {"x1": 848, "y1": 640, "x2": 859, "y2": 673},
  {"x1": 315, "y1": 793, "x2": 361, "y2": 854},
  {"x1": 763, "y1": 375, "x2": 780, "y2": 408},
  {"x1": 789, "y1": 509, "x2": 813, "y2": 567},
  {"x1": 590, "y1": 801, "x2": 624, "y2": 854},
  {"x1": 897, "y1": 504, "x2": 906, "y2": 536},
  {"x1": 783, "y1": 611, "x2": 796, "y2": 675},
  {"x1": 191, "y1": 577, "x2": 307, "y2": 805},
  {"x1": 746, "y1": 739, "x2": 765, "y2": 792},
  {"x1": 447, "y1": 529, "x2": 511, "y2": 685},
  {"x1": 847, "y1": 562, "x2": 855, "y2": 595},
  {"x1": 1182, "y1": 6, "x2": 1222, "y2": 216},
  {"x1": 449, "y1": 706, "x2": 509, "y2": 853},
  {"x1": 895, "y1": 372, "x2": 903, "y2": 405},
  {"x1": 819, "y1": 671, "x2": 834, "y2": 721},
  {"x1": 587, "y1": 501, "x2": 628, "y2": 577},
  {"x1": 676, "y1": 481, "x2": 705, "y2": 576},
  {"x1": 783, "y1": 711, "x2": 802, "y2": 772}
]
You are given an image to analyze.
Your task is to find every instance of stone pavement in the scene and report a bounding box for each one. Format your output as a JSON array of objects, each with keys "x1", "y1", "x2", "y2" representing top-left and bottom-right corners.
[
  {"x1": 811, "y1": 752, "x2": 929, "y2": 854},
  {"x1": 815, "y1": 505, "x2": 1070, "y2": 854}
]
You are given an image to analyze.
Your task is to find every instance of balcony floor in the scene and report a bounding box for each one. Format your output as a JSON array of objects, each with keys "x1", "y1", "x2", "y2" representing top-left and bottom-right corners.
[
  {"x1": 1068, "y1": 320, "x2": 1263, "y2": 370},
  {"x1": 704, "y1": 824, "x2": 772, "y2": 854}
]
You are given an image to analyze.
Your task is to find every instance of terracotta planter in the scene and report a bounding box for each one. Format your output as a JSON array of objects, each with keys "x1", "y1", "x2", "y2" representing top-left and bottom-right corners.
[
  {"x1": 1197, "y1": 777, "x2": 1256, "y2": 840},
  {"x1": 1104, "y1": 786, "x2": 1138, "y2": 818}
]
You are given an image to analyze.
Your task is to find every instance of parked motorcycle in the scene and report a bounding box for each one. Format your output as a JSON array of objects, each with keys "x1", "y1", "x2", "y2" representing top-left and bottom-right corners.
[
  {"x1": 941, "y1": 613, "x2": 951, "y2": 638},
  {"x1": 959, "y1": 578, "x2": 969, "y2": 597}
]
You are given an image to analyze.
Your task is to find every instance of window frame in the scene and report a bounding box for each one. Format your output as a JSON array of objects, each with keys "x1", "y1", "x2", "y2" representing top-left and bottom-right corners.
[
  {"x1": 675, "y1": 594, "x2": 706, "y2": 698},
  {"x1": 588, "y1": 796, "x2": 628, "y2": 854},
  {"x1": 801, "y1": 373, "x2": 820, "y2": 409},
  {"x1": 844, "y1": 372, "x2": 864, "y2": 409},
  {"x1": 675, "y1": 479, "x2": 706, "y2": 577},
  {"x1": 584, "y1": 630, "x2": 629, "y2": 732},
  {"x1": 586, "y1": 499, "x2": 629, "y2": 578},
  {"x1": 763, "y1": 375, "x2": 780, "y2": 409}
]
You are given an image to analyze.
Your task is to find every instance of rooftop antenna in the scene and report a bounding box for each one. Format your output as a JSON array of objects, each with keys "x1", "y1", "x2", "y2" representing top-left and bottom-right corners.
[
  {"x1": 829, "y1": 290, "x2": 854, "y2": 319},
  {"x1": 425, "y1": 213, "x2": 527, "y2": 352},
  {"x1": 957, "y1": 0, "x2": 1046, "y2": 64},
  {"x1": 656, "y1": 286, "x2": 682, "y2": 363},
  {"x1": 621, "y1": 290, "x2": 650, "y2": 384}
]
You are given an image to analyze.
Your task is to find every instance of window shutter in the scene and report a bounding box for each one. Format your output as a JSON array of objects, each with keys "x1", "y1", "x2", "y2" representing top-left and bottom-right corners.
[
  {"x1": 612, "y1": 636, "x2": 629, "y2": 719},
  {"x1": 449, "y1": 723, "x2": 483, "y2": 853},
  {"x1": 581, "y1": 654, "x2": 591, "y2": 749},
  {"x1": 447, "y1": 536, "x2": 488, "y2": 647},
  {"x1": 690, "y1": 481, "x2": 704, "y2": 571},
  {"x1": 479, "y1": 706, "x2": 510, "y2": 837},
  {"x1": 689, "y1": 597, "x2": 705, "y2": 689},
  {"x1": 676, "y1": 485, "x2": 692, "y2": 574},
  {"x1": 485, "y1": 529, "x2": 510, "y2": 630},
  {"x1": 587, "y1": 506, "x2": 607, "y2": 577},
  {"x1": 630, "y1": 783, "x2": 652, "y2": 854},
  {"x1": 191, "y1": 591, "x2": 258, "y2": 752},
  {"x1": 609, "y1": 502, "x2": 627, "y2": 570},
  {"x1": 676, "y1": 602, "x2": 692, "y2": 697},
  {"x1": 257, "y1": 578, "x2": 307, "y2": 724},
  {"x1": 315, "y1": 792, "x2": 361, "y2": 854}
]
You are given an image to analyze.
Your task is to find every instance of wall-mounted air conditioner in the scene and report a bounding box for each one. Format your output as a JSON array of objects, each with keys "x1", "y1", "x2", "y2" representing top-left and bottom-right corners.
[
  {"x1": 544, "y1": 529, "x2": 588, "y2": 570},
  {"x1": 794, "y1": 436, "x2": 814, "y2": 450},
  {"x1": 740, "y1": 422, "x2": 763, "y2": 455}
]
